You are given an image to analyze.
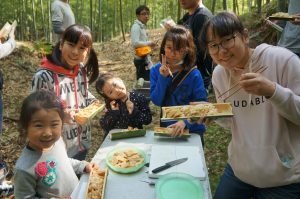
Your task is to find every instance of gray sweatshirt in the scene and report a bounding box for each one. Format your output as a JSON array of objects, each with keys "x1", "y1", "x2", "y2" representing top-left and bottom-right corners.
[
  {"x1": 213, "y1": 44, "x2": 300, "y2": 188},
  {"x1": 14, "y1": 138, "x2": 88, "y2": 199}
]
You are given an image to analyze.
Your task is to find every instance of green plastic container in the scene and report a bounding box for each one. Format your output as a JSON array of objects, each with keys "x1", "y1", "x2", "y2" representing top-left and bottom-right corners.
[
  {"x1": 156, "y1": 172, "x2": 204, "y2": 199},
  {"x1": 109, "y1": 129, "x2": 146, "y2": 140},
  {"x1": 106, "y1": 146, "x2": 147, "y2": 174}
]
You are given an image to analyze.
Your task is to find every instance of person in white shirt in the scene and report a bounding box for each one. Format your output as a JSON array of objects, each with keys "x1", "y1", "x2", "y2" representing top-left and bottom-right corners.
[
  {"x1": 130, "y1": 5, "x2": 156, "y2": 81},
  {"x1": 0, "y1": 24, "x2": 16, "y2": 135}
]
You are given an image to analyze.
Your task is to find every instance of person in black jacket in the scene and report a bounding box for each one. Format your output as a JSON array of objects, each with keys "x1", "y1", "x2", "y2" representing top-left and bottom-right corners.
[
  {"x1": 178, "y1": 0, "x2": 213, "y2": 91},
  {"x1": 96, "y1": 73, "x2": 152, "y2": 135}
]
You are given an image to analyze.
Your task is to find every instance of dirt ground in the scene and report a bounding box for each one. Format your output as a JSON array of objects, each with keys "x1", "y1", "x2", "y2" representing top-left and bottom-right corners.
[{"x1": 0, "y1": 29, "x2": 165, "y2": 185}]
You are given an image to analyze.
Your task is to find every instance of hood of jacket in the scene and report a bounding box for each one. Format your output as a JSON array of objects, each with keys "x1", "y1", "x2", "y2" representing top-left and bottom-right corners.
[{"x1": 40, "y1": 57, "x2": 80, "y2": 78}]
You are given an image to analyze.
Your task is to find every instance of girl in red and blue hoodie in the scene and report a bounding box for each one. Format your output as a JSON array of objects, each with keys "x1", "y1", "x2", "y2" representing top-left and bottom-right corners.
[{"x1": 32, "y1": 24, "x2": 99, "y2": 160}]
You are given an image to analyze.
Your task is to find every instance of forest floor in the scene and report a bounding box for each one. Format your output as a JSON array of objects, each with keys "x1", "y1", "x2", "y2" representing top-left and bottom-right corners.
[{"x1": 1, "y1": 19, "x2": 277, "y2": 196}]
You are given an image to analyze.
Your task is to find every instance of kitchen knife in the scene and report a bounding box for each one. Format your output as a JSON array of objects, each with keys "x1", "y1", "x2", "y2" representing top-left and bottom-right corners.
[{"x1": 151, "y1": 157, "x2": 188, "y2": 173}]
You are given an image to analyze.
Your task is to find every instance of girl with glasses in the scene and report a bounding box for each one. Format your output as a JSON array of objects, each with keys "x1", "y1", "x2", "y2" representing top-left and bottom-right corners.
[
  {"x1": 131, "y1": 5, "x2": 156, "y2": 81},
  {"x1": 200, "y1": 11, "x2": 300, "y2": 199}
]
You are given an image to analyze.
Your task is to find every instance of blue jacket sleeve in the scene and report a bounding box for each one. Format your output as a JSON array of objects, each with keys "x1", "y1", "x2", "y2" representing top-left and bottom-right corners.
[{"x1": 150, "y1": 63, "x2": 172, "y2": 106}]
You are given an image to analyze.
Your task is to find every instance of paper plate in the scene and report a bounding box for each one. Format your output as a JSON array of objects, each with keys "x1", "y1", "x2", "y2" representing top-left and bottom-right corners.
[
  {"x1": 106, "y1": 146, "x2": 147, "y2": 173},
  {"x1": 155, "y1": 172, "x2": 204, "y2": 199}
]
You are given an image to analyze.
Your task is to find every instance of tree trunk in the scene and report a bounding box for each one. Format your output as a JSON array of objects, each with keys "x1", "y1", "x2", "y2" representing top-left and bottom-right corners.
[
  {"x1": 119, "y1": 0, "x2": 125, "y2": 42},
  {"x1": 277, "y1": 0, "x2": 286, "y2": 12},
  {"x1": 257, "y1": 0, "x2": 262, "y2": 14},
  {"x1": 211, "y1": 0, "x2": 217, "y2": 14},
  {"x1": 31, "y1": 0, "x2": 38, "y2": 40},
  {"x1": 236, "y1": 0, "x2": 240, "y2": 14},
  {"x1": 48, "y1": 0, "x2": 52, "y2": 42},
  {"x1": 223, "y1": 0, "x2": 228, "y2": 11},
  {"x1": 113, "y1": 0, "x2": 117, "y2": 37},
  {"x1": 40, "y1": 0, "x2": 46, "y2": 40},
  {"x1": 80, "y1": 0, "x2": 84, "y2": 24},
  {"x1": 233, "y1": 0, "x2": 237, "y2": 13},
  {"x1": 90, "y1": 0, "x2": 93, "y2": 31},
  {"x1": 177, "y1": 0, "x2": 181, "y2": 22}
]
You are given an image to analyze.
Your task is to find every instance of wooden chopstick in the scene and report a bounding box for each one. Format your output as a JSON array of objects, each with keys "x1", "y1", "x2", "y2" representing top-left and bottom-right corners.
[
  {"x1": 46, "y1": 192, "x2": 60, "y2": 198},
  {"x1": 167, "y1": 66, "x2": 173, "y2": 78},
  {"x1": 219, "y1": 66, "x2": 268, "y2": 101}
]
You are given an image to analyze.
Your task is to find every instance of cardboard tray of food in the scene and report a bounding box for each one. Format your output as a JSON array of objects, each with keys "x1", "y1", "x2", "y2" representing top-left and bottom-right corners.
[
  {"x1": 154, "y1": 127, "x2": 191, "y2": 138},
  {"x1": 109, "y1": 128, "x2": 146, "y2": 140},
  {"x1": 161, "y1": 103, "x2": 233, "y2": 121},
  {"x1": 85, "y1": 168, "x2": 108, "y2": 199},
  {"x1": 268, "y1": 12, "x2": 295, "y2": 21},
  {"x1": 74, "y1": 102, "x2": 105, "y2": 125}
]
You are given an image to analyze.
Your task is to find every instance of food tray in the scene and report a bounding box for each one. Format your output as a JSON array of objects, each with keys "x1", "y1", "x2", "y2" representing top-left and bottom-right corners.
[
  {"x1": 109, "y1": 129, "x2": 146, "y2": 140},
  {"x1": 161, "y1": 103, "x2": 233, "y2": 121},
  {"x1": 85, "y1": 168, "x2": 108, "y2": 199},
  {"x1": 268, "y1": 12, "x2": 295, "y2": 21},
  {"x1": 154, "y1": 127, "x2": 190, "y2": 138},
  {"x1": 106, "y1": 146, "x2": 147, "y2": 173},
  {"x1": 74, "y1": 102, "x2": 105, "y2": 125}
]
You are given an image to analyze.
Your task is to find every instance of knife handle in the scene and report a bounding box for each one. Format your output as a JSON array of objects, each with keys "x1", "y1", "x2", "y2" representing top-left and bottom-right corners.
[{"x1": 152, "y1": 165, "x2": 170, "y2": 173}]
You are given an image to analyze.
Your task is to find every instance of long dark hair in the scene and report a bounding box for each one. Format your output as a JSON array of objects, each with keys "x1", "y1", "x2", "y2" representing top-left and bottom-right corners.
[
  {"x1": 47, "y1": 24, "x2": 99, "y2": 83},
  {"x1": 200, "y1": 11, "x2": 245, "y2": 49},
  {"x1": 159, "y1": 25, "x2": 196, "y2": 71},
  {"x1": 19, "y1": 90, "x2": 64, "y2": 141}
]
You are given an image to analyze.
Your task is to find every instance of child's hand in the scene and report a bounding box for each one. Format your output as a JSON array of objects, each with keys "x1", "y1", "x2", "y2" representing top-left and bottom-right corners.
[
  {"x1": 63, "y1": 108, "x2": 77, "y2": 124},
  {"x1": 84, "y1": 162, "x2": 99, "y2": 173},
  {"x1": 291, "y1": 13, "x2": 300, "y2": 25},
  {"x1": 168, "y1": 120, "x2": 186, "y2": 137},
  {"x1": 149, "y1": 41, "x2": 157, "y2": 49},
  {"x1": 126, "y1": 99, "x2": 134, "y2": 114},
  {"x1": 159, "y1": 54, "x2": 172, "y2": 77},
  {"x1": 110, "y1": 100, "x2": 119, "y2": 110},
  {"x1": 239, "y1": 72, "x2": 275, "y2": 97},
  {"x1": 188, "y1": 101, "x2": 212, "y2": 125}
]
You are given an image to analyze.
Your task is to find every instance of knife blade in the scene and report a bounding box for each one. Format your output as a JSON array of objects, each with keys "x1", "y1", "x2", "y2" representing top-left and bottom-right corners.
[{"x1": 151, "y1": 157, "x2": 188, "y2": 173}]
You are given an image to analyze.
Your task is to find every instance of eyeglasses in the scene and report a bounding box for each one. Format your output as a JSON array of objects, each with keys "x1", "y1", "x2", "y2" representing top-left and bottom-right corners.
[
  {"x1": 139, "y1": 12, "x2": 151, "y2": 16},
  {"x1": 207, "y1": 34, "x2": 237, "y2": 55}
]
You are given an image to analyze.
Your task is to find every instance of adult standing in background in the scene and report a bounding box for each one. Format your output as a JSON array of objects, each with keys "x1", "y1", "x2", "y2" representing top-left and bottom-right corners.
[
  {"x1": 51, "y1": 0, "x2": 75, "y2": 44},
  {"x1": 0, "y1": 24, "x2": 16, "y2": 134},
  {"x1": 178, "y1": 0, "x2": 213, "y2": 91},
  {"x1": 131, "y1": 5, "x2": 156, "y2": 81},
  {"x1": 277, "y1": 0, "x2": 300, "y2": 57}
]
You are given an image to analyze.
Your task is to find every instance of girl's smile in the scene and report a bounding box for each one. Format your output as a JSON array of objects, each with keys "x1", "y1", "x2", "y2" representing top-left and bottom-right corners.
[
  {"x1": 27, "y1": 109, "x2": 63, "y2": 152},
  {"x1": 102, "y1": 77, "x2": 127, "y2": 100},
  {"x1": 61, "y1": 41, "x2": 89, "y2": 68}
]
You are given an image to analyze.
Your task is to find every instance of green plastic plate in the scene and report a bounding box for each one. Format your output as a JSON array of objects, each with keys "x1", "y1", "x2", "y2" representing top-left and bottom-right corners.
[
  {"x1": 156, "y1": 172, "x2": 204, "y2": 199},
  {"x1": 106, "y1": 146, "x2": 147, "y2": 173}
]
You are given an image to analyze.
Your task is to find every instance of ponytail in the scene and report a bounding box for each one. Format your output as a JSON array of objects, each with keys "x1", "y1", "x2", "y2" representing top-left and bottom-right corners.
[{"x1": 85, "y1": 48, "x2": 99, "y2": 84}]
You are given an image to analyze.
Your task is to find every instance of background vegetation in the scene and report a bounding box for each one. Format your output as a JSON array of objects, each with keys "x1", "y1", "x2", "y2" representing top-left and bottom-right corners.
[{"x1": 0, "y1": 0, "x2": 288, "y2": 42}]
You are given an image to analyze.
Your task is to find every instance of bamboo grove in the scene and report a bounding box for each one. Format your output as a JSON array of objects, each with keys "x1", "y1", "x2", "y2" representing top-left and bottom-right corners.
[{"x1": 0, "y1": 0, "x2": 286, "y2": 42}]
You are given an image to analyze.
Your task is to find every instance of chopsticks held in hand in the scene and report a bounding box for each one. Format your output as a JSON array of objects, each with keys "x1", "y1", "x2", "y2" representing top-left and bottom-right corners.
[
  {"x1": 161, "y1": 54, "x2": 173, "y2": 78},
  {"x1": 218, "y1": 66, "x2": 268, "y2": 101},
  {"x1": 167, "y1": 66, "x2": 173, "y2": 78}
]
